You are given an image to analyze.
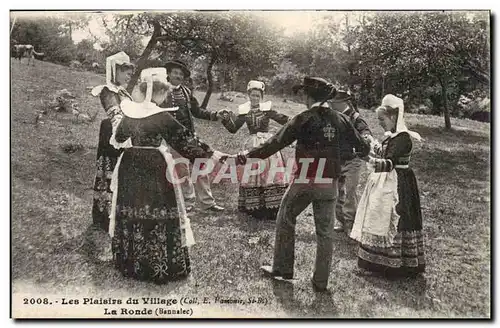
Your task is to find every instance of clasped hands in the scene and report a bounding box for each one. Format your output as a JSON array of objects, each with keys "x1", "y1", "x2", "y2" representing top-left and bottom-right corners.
[
  {"x1": 360, "y1": 134, "x2": 379, "y2": 164},
  {"x1": 214, "y1": 150, "x2": 249, "y2": 165},
  {"x1": 216, "y1": 108, "x2": 231, "y2": 120}
]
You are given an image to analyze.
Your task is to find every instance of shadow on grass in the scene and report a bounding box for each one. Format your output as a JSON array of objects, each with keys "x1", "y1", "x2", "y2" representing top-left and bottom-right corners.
[
  {"x1": 356, "y1": 273, "x2": 431, "y2": 316},
  {"x1": 412, "y1": 147, "x2": 489, "y2": 189},
  {"x1": 12, "y1": 143, "x2": 97, "y2": 201},
  {"x1": 271, "y1": 280, "x2": 340, "y2": 318},
  {"x1": 411, "y1": 124, "x2": 490, "y2": 146}
]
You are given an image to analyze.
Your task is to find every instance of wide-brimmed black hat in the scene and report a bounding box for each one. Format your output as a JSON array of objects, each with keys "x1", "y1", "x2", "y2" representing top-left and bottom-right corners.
[
  {"x1": 164, "y1": 60, "x2": 191, "y2": 78},
  {"x1": 333, "y1": 89, "x2": 354, "y2": 101},
  {"x1": 292, "y1": 76, "x2": 336, "y2": 100}
]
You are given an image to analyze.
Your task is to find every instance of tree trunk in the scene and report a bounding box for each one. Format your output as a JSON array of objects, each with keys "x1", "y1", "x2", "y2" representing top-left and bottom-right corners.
[
  {"x1": 69, "y1": 22, "x2": 73, "y2": 43},
  {"x1": 126, "y1": 21, "x2": 162, "y2": 94},
  {"x1": 345, "y1": 13, "x2": 355, "y2": 90},
  {"x1": 439, "y1": 76, "x2": 452, "y2": 129},
  {"x1": 201, "y1": 52, "x2": 217, "y2": 109},
  {"x1": 220, "y1": 64, "x2": 226, "y2": 97},
  {"x1": 10, "y1": 16, "x2": 16, "y2": 36},
  {"x1": 382, "y1": 74, "x2": 385, "y2": 96}
]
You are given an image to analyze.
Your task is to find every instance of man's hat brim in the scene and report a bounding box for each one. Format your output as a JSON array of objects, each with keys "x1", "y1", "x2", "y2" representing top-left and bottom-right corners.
[
  {"x1": 334, "y1": 90, "x2": 353, "y2": 101},
  {"x1": 164, "y1": 61, "x2": 191, "y2": 78}
]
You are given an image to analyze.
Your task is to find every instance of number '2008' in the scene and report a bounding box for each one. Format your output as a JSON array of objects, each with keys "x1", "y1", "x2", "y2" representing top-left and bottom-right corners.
[{"x1": 23, "y1": 298, "x2": 49, "y2": 305}]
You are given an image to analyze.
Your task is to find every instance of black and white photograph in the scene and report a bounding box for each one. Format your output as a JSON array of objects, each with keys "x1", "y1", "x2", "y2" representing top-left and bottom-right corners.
[{"x1": 9, "y1": 9, "x2": 491, "y2": 319}]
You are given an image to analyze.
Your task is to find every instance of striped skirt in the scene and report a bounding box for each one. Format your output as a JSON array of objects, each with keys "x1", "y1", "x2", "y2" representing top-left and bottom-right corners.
[
  {"x1": 237, "y1": 133, "x2": 289, "y2": 220},
  {"x1": 356, "y1": 168, "x2": 426, "y2": 277},
  {"x1": 358, "y1": 230, "x2": 425, "y2": 276}
]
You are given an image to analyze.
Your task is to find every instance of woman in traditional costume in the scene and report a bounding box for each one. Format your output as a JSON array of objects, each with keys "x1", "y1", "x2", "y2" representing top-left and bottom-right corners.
[
  {"x1": 219, "y1": 80, "x2": 290, "y2": 220},
  {"x1": 350, "y1": 94, "x2": 425, "y2": 278},
  {"x1": 109, "y1": 68, "x2": 223, "y2": 283},
  {"x1": 91, "y1": 52, "x2": 135, "y2": 232}
]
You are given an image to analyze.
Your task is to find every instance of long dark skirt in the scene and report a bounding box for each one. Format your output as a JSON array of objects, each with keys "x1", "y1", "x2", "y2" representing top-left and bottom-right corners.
[
  {"x1": 358, "y1": 168, "x2": 426, "y2": 277},
  {"x1": 111, "y1": 148, "x2": 191, "y2": 284},
  {"x1": 92, "y1": 119, "x2": 122, "y2": 232}
]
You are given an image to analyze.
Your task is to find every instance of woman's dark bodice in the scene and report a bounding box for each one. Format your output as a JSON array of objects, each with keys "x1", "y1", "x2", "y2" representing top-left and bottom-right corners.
[{"x1": 221, "y1": 106, "x2": 289, "y2": 134}]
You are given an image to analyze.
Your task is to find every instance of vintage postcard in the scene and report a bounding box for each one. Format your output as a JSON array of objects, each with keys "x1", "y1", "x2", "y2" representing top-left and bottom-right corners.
[{"x1": 10, "y1": 9, "x2": 491, "y2": 319}]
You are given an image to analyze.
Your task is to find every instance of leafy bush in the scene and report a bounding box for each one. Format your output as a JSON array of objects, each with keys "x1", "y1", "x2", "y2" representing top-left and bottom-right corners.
[
  {"x1": 456, "y1": 92, "x2": 490, "y2": 122},
  {"x1": 269, "y1": 60, "x2": 303, "y2": 96}
]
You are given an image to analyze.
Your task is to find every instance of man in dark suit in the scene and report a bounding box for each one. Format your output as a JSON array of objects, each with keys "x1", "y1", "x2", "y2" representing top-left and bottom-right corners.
[
  {"x1": 234, "y1": 77, "x2": 370, "y2": 291},
  {"x1": 329, "y1": 90, "x2": 373, "y2": 235},
  {"x1": 160, "y1": 60, "x2": 224, "y2": 212}
]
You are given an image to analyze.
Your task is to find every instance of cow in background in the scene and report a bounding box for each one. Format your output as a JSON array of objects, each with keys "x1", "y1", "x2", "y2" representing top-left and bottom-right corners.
[
  {"x1": 12, "y1": 44, "x2": 44, "y2": 65},
  {"x1": 33, "y1": 51, "x2": 45, "y2": 61}
]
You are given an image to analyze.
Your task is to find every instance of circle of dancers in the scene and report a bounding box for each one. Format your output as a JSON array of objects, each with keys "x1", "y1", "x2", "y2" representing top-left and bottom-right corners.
[{"x1": 91, "y1": 51, "x2": 425, "y2": 291}]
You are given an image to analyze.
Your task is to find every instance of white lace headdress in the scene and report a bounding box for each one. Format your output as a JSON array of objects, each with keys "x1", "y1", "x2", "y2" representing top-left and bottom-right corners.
[
  {"x1": 381, "y1": 94, "x2": 423, "y2": 141},
  {"x1": 91, "y1": 51, "x2": 133, "y2": 96}
]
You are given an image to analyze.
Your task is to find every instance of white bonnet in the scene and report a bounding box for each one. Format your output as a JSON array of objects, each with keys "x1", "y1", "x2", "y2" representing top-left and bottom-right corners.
[{"x1": 247, "y1": 80, "x2": 265, "y2": 92}]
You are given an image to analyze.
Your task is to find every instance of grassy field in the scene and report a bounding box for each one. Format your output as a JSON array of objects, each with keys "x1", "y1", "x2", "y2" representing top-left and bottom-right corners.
[{"x1": 11, "y1": 59, "x2": 491, "y2": 318}]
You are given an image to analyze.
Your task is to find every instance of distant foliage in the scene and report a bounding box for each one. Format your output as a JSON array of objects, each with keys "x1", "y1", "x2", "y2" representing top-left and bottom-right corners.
[
  {"x1": 269, "y1": 60, "x2": 303, "y2": 96},
  {"x1": 11, "y1": 16, "x2": 77, "y2": 64},
  {"x1": 11, "y1": 11, "x2": 490, "y2": 126}
]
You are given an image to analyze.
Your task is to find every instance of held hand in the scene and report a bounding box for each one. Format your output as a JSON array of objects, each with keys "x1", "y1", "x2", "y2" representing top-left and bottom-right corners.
[
  {"x1": 212, "y1": 150, "x2": 229, "y2": 162},
  {"x1": 369, "y1": 135, "x2": 382, "y2": 148},
  {"x1": 211, "y1": 150, "x2": 222, "y2": 161},
  {"x1": 218, "y1": 153, "x2": 232, "y2": 163},
  {"x1": 359, "y1": 154, "x2": 371, "y2": 162},
  {"x1": 367, "y1": 155, "x2": 377, "y2": 167},
  {"x1": 216, "y1": 151, "x2": 239, "y2": 164},
  {"x1": 219, "y1": 156, "x2": 228, "y2": 163},
  {"x1": 217, "y1": 109, "x2": 231, "y2": 120},
  {"x1": 236, "y1": 150, "x2": 249, "y2": 165},
  {"x1": 363, "y1": 134, "x2": 376, "y2": 146},
  {"x1": 218, "y1": 153, "x2": 236, "y2": 164},
  {"x1": 362, "y1": 155, "x2": 377, "y2": 169}
]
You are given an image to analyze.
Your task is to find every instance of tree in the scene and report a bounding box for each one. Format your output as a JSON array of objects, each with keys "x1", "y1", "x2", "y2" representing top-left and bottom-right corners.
[
  {"x1": 355, "y1": 11, "x2": 490, "y2": 129},
  {"x1": 282, "y1": 22, "x2": 354, "y2": 88},
  {"x1": 270, "y1": 59, "x2": 303, "y2": 96},
  {"x1": 60, "y1": 13, "x2": 91, "y2": 43},
  {"x1": 75, "y1": 38, "x2": 96, "y2": 64},
  {"x1": 100, "y1": 14, "x2": 146, "y2": 60},
  {"x1": 11, "y1": 15, "x2": 77, "y2": 64},
  {"x1": 116, "y1": 12, "x2": 281, "y2": 106}
]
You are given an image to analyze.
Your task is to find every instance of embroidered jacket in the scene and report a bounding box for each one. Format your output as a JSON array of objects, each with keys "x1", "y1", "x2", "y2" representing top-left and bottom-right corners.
[
  {"x1": 114, "y1": 111, "x2": 214, "y2": 163},
  {"x1": 337, "y1": 105, "x2": 372, "y2": 161},
  {"x1": 246, "y1": 102, "x2": 370, "y2": 179},
  {"x1": 221, "y1": 101, "x2": 289, "y2": 134},
  {"x1": 160, "y1": 85, "x2": 218, "y2": 132},
  {"x1": 99, "y1": 85, "x2": 133, "y2": 133},
  {"x1": 371, "y1": 132, "x2": 413, "y2": 173}
]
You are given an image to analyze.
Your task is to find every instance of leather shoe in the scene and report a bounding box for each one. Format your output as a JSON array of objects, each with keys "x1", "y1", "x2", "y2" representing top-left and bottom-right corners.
[
  {"x1": 334, "y1": 223, "x2": 344, "y2": 232},
  {"x1": 261, "y1": 265, "x2": 293, "y2": 280},
  {"x1": 206, "y1": 204, "x2": 224, "y2": 212},
  {"x1": 333, "y1": 218, "x2": 344, "y2": 232}
]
